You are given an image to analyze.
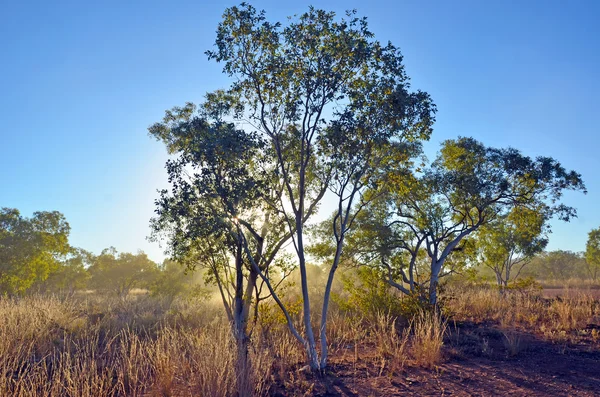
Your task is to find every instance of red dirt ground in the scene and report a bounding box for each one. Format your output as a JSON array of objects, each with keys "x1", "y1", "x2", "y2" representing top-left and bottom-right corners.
[{"x1": 272, "y1": 321, "x2": 600, "y2": 396}]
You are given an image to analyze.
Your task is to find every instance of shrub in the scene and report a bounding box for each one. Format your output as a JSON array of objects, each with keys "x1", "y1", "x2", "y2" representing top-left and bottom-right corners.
[{"x1": 335, "y1": 267, "x2": 420, "y2": 321}]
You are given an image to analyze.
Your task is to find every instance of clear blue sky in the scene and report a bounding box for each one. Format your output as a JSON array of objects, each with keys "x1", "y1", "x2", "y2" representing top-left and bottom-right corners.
[{"x1": 1, "y1": 0, "x2": 598, "y2": 262}]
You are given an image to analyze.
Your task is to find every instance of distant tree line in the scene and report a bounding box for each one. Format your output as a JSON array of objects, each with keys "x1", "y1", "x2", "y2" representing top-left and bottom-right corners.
[
  {"x1": 0, "y1": 207, "x2": 203, "y2": 299},
  {"x1": 2, "y1": 206, "x2": 597, "y2": 298}
]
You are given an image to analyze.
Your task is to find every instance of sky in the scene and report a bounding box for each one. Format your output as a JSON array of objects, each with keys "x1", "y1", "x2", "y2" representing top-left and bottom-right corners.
[{"x1": 1, "y1": 0, "x2": 598, "y2": 263}]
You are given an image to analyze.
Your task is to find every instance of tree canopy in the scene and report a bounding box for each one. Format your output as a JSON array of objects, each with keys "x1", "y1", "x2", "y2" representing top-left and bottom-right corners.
[
  {"x1": 349, "y1": 137, "x2": 585, "y2": 305},
  {"x1": 585, "y1": 227, "x2": 600, "y2": 280},
  {"x1": 0, "y1": 208, "x2": 71, "y2": 295},
  {"x1": 149, "y1": 2, "x2": 436, "y2": 371},
  {"x1": 478, "y1": 206, "x2": 548, "y2": 287},
  {"x1": 88, "y1": 248, "x2": 158, "y2": 299}
]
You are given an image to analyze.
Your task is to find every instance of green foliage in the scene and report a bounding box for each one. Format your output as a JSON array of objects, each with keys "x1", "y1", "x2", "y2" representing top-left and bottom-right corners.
[
  {"x1": 442, "y1": 237, "x2": 478, "y2": 274},
  {"x1": 258, "y1": 292, "x2": 303, "y2": 327},
  {"x1": 88, "y1": 248, "x2": 158, "y2": 298},
  {"x1": 522, "y1": 250, "x2": 588, "y2": 280},
  {"x1": 33, "y1": 248, "x2": 92, "y2": 295},
  {"x1": 585, "y1": 227, "x2": 600, "y2": 280},
  {"x1": 148, "y1": 100, "x2": 270, "y2": 259},
  {"x1": 429, "y1": 137, "x2": 586, "y2": 226},
  {"x1": 149, "y1": 259, "x2": 204, "y2": 304},
  {"x1": 151, "y1": 3, "x2": 437, "y2": 371},
  {"x1": 335, "y1": 267, "x2": 422, "y2": 320},
  {"x1": 353, "y1": 137, "x2": 585, "y2": 306},
  {"x1": 0, "y1": 208, "x2": 71, "y2": 295},
  {"x1": 506, "y1": 276, "x2": 542, "y2": 292},
  {"x1": 478, "y1": 206, "x2": 548, "y2": 286}
]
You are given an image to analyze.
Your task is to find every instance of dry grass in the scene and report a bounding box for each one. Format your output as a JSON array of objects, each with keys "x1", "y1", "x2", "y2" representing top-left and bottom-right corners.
[
  {"x1": 7, "y1": 285, "x2": 595, "y2": 395},
  {"x1": 371, "y1": 312, "x2": 409, "y2": 376},
  {"x1": 502, "y1": 330, "x2": 524, "y2": 356},
  {"x1": 0, "y1": 295, "x2": 272, "y2": 397},
  {"x1": 445, "y1": 286, "x2": 600, "y2": 344},
  {"x1": 540, "y1": 278, "x2": 600, "y2": 290},
  {"x1": 408, "y1": 310, "x2": 447, "y2": 368},
  {"x1": 325, "y1": 311, "x2": 368, "y2": 361}
]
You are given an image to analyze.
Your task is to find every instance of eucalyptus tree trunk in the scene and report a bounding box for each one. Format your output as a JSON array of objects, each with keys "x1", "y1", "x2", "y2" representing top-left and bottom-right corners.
[
  {"x1": 494, "y1": 271, "x2": 504, "y2": 289},
  {"x1": 428, "y1": 256, "x2": 446, "y2": 307},
  {"x1": 295, "y1": 215, "x2": 320, "y2": 370},
  {"x1": 232, "y1": 241, "x2": 259, "y2": 396},
  {"x1": 319, "y1": 236, "x2": 345, "y2": 369}
]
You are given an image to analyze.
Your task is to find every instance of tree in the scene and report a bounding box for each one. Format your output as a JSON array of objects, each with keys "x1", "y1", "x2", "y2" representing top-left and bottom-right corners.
[
  {"x1": 149, "y1": 259, "x2": 204, "y2": 306},
  {"x1": 585, "y1": 228, "x2": 600, "y2": 281},
  {"x1": 356, "y1": 137, "x2": 585, "y2": 306},
  {"x1": 523, "y1": 250, "x2": 587, "y2": 280},
  {"x1": 478, "y1": 206, "x2": 548, "y2": 288},
  {"x1": 149, "y1": 96, "x2": 295, "y2": 391},
  {"x1": 88, "y1": 248, "x2": 157, "y2": 299},
  {"x1": 33, "y1": 248, "x2": 92, "y2": 295},
  {"x1": 0, "y1": 208, "x2": 71, "y2": 295},
  {"x1": 317, "y1": 97, "x2": 433, "y2": 367},
  {"x1": 198, "y1": 3, "x2": 435, "y2": 371}
]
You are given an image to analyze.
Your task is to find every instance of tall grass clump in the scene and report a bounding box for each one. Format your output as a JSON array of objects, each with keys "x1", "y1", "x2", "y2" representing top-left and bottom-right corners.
[
  {"x1": 548, "y1": 295, "x2": 595, "y2": 331},
  {"x1": 409, "y1": 310, "x2": 447, "y2": 368},
  {"x1": 372, "y1": 312, "x2": 409, "y2": 376}
]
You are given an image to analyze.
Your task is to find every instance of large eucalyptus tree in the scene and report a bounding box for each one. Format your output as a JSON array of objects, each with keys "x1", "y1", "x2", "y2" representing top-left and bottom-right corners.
[{"x1": 151, "y1": 3, "x2": 435, "y2": 371}]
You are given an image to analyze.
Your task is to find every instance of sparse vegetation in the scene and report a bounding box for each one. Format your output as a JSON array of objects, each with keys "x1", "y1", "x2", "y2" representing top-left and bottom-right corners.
[
  {"x1": 1, "y1": 283, "x2": 598, "y2": 395},
  {"x1": 2, "y1": 2, "x2": 599, "y2": 396}
]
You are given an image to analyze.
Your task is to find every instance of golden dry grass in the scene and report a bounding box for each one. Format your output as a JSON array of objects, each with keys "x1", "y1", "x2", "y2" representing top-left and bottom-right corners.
[
  {"x1": 0, "y1": 295, "x2": 274, "y2": 397},
  {"x1": 5, "y1": 285, "x2": 597, "y2": 396},
  {"x1": 408, "y1": 310, "x2": 447, "y2": 368},
  {"x1": 445, "y1": 286, "x2": 600, "y2": 344}
]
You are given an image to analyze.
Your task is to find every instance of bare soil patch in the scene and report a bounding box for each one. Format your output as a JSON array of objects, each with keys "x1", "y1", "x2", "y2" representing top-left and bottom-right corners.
[{"x1": 272, "y1": 321, "x2": 600, "y2": 396}]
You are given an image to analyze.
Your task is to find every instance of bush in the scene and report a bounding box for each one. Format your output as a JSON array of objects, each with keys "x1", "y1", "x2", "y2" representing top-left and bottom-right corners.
[
  {"x1": 334, "y1": 267, "x2": 422, "y2": 321},
  {"x1": 507, "y1": 276, "x2": 542, "y2": 293}
]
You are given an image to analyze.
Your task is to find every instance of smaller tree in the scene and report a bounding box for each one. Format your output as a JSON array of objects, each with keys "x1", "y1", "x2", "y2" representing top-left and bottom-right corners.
[
  {"x1": 354, "y1": 137, "x2": 586, "y2": 306},
  {"x1": 149, "y1": 95, "x2": 296, "y2": 388},
  {"x1": 33, "y1": 248, "x2": 92, "y2": 295},
  {"x1": 0, "y1": 208, "x2": 71, "y2": 295},
  {"x1": 88, "y1": 248, "x2": 158, "y2": 299},
  {"x1": 149, "y1": 259, "x2": 204, "y2": 305},
  {"x1": 478, "y1": 206, "x2": 548, "y2": 288},
  {"x1": 585, "y1": 228, "x2": 600, "y2": 281}
]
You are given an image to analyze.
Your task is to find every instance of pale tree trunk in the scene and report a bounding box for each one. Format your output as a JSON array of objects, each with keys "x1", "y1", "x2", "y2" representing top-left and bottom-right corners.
[
  {"x1": 232, "y1": 242, "x2": 259, "y2": 396},
  {"x1": 319, "y1": 177, "x2": 361, "y2": 370},
  {"x1": 494, "y1": 269, "x2": 504, "y2": 289},
  {"x1": 493, "y1": 262, "x2": 510, "y2": 294},
  {"x1": 232, "y1": 243, "x2": 250, "y2": 395},
  {"x1": 427, "y1": 228, "x2": 478, "y2": 307},
  {"x1": 296, "y1": 218, "x2": 320, "y2": 370},
  {"x1": 294, "y1": 154, "x2": 321, "y2": 371},
  {"x1": 428, "y1": 268, "x2": 439, "y2": 307},
  {"x1": 429, "y1": 259, "x2": 444, "y2": 307},
  {"x1": 319, "y1": 236, "x2": 344, "y2": 369}
]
